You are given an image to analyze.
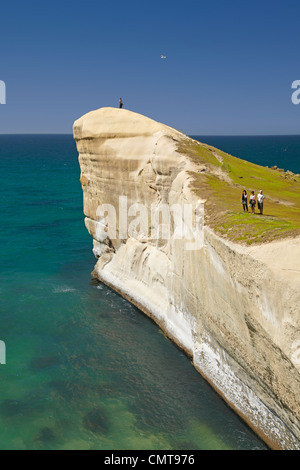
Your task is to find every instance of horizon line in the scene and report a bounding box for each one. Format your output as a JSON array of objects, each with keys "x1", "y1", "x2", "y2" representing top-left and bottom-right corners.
[{"x1": 1, "y1": 132, "x2": 300, "y2": 137}]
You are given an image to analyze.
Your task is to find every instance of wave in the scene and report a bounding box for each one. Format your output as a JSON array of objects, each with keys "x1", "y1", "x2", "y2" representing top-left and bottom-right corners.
[{"x1": 53, "y1": 285, "x2": 77, "y2": 294}]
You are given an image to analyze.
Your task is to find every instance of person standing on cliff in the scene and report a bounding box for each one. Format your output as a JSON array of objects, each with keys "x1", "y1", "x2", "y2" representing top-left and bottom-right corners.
[
  {"x1": 249, "y1": 191, "x2": 256, "y2": 214},
  {"x1": 241, "y1": 190, "x2": 248, "y2": 212},
  {"x1": 119, "y1": 98, "x2": 123, "y2": 109},
  {"x1": 257, "y1": 190, "x2": 265, "y2": 215}
]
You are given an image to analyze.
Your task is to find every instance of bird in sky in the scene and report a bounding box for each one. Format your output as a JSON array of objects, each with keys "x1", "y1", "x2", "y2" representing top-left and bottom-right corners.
[{"x1": 160, "y1": 54, "x2": 166, "y2": 59}]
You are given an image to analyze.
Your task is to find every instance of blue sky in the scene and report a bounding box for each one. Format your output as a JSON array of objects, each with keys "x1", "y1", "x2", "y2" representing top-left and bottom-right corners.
[{"x1": 0, "y1": 0, "x2": 299, "y2": 134}]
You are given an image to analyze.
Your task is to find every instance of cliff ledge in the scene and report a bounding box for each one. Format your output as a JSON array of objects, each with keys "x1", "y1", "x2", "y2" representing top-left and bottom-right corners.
[{"x1": 74, "y1": 107, "x2": 300, "y2": 449}]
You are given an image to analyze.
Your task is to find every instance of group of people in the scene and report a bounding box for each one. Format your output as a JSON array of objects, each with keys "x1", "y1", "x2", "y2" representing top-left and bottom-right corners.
[{"x1": 241, "y1": 190, "x2": 265, "y2": 214}]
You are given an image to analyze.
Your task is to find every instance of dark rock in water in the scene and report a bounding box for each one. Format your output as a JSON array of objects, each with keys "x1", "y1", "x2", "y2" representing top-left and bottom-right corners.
[
  {"x1": 1, "y1": 395, "x2": 44, "y2": 420},
  {"x1": 35, "y1": 427, "x2": 56, "y2": 443},
  {"x1": 0, "y1": 400, "x2": 26, "y2": 419},
  {"x1": 89, "y1": 278, "x2": 100, "y2": 287},
  {"x1": 30, "y1": 356, "x2": 60, "y2": 370},
  {"x1": 49, "y1": 380, "x2": 87, "y2": 401},
  {"x1": 83, "y1": 408, "x2": 108, "y2": 434}
]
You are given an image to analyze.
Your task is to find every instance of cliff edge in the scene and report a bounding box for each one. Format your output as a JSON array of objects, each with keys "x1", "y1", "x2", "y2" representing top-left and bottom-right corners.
[{"x1": 74, "y1": 107, "x2": 300, "y2": 449}]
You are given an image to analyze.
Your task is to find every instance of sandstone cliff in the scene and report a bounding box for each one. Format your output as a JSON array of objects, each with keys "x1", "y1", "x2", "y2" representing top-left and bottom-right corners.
[{"x1": 73, "y1": 107, "x2": 300, "y2": 450}]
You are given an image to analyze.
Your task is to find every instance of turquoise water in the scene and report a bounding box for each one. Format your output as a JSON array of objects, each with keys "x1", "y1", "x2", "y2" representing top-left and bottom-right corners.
[{"x1": 0, "y1": 135, "x2": 274, "y2": 450}]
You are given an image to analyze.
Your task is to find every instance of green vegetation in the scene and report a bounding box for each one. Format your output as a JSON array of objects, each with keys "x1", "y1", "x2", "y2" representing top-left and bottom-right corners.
[{"x1": 178, "y1": 138, "x2": 300, "y2": 244}]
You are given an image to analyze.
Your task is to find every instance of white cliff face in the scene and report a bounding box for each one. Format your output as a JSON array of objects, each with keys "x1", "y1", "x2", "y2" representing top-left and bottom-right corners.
[{"x1": 74, "y1": 107, "x2": 300, "y2": 450}]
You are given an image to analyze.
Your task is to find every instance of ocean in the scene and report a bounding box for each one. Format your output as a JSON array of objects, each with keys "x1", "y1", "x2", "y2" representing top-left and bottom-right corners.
[
  {"x1": 191, "y1": 135, "x2": 300, "y2": 174},
  {"x1": 2, "y1": 133, "x2": 298, "y2": 450}
]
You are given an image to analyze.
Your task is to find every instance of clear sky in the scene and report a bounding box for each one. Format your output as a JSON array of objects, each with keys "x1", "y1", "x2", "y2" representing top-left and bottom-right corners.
[{"x1": 0, "y1": 0, "x2": 300, "y2": 135}]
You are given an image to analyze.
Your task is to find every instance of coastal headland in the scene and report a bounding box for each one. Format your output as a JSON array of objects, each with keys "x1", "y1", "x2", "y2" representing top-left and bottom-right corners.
[{"x1": 74, "y1": 107, "x2": 300, "y2": 450}]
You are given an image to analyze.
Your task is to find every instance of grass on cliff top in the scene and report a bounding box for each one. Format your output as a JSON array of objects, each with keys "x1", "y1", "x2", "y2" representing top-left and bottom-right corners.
[{"x1": 177, "y1": 138, "x2": 300, "y2": 245}]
